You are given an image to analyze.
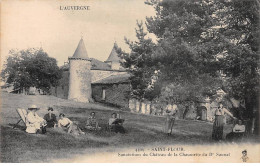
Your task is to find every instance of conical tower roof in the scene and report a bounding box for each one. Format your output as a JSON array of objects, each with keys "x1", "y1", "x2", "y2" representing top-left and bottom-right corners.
[
  {"x1": 72, "y1": 38, "x2": 89, "y2": 59},
  {"x1": 105, "y1": 42, "x2": 121, "y2": 63}
]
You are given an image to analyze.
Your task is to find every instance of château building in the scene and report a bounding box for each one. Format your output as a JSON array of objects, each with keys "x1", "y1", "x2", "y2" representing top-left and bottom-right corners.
[{"x1": 50, "y1": 38, "x2": 131, "y2": 107}]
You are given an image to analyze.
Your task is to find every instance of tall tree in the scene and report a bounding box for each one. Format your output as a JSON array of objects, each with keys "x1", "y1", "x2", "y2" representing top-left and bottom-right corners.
[
  {"x1": 216, "y1": 0, "x2": 260, "y2": 119},
  {"x1": 121, "y1": 0, "x2": 260, "y2": 124},
  {"x1": 122, "y1": 0, "x2": 225, "y2": 104},
  {"x1": 119, "y1": 21, "x2": 158, "y2": 101},
  {"x1": 120, "y1": 0, "x2": 259, "y2": 133},
  {"x1": 1, "y1": 48, "x2": 62, "y2": 93}
]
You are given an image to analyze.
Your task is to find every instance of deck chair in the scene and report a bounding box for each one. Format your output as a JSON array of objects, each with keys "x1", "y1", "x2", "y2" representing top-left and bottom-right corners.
[{"x1": 13, "y1": 108, "x2": 28, "y2": 129}]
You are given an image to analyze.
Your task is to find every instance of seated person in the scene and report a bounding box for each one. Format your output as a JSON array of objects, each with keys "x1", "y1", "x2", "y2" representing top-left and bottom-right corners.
[
  {"x1": 58, "y1": 113, "x2": 85, "y2": 135},
  {"x1": 85, "y1": 112, "x2": 101, "y2": 130},
  {"x1": 26, "y1": 105, "x2": 47, "y2": 134},
  {"x1": 226, "y1": 120, "x2": 245, "y2": 141},
  {"x1": 43, "y1": 107, "x2": 57, "y2": 128},
  {"x1": 109, "y1": 113, "x2": 125, "y2": 134}
]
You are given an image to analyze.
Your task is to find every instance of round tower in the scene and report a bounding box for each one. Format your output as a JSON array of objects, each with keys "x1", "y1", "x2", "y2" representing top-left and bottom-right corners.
[{"x1": 68, "y1": 38, "x2": 92, "y2": 103}]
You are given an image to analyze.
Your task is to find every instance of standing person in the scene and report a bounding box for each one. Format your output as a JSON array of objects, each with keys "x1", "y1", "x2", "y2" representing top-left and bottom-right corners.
[
  {"x1": 43, "y1": 107, "x2": 57, "y2": 128},
  {"x1": 165, "y1": 103, "x2": 178, "y2": 136},
  {"x1": 212, "y1": 102, "x2": 236, "y2": 141},
  {"x1": 26, "y1": 105, "x2": 47, "y2": 134}
]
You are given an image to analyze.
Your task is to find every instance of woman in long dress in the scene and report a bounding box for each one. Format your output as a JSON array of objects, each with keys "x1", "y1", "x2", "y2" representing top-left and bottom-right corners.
[
  {"x1": 26, "y1": 105, "x2": 47, "y2": 134},
  {"x1": 58, "y1": 113, "x2": 85, "y2": 135},
  {"x1": 212, "y1": 103, "x2": 236, "y2": 141}
]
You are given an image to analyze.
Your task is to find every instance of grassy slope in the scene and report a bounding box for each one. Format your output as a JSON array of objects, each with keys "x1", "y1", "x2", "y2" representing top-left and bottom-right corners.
[{"x1": 0, "y1": 91, "x2": 248, "y2": 162}]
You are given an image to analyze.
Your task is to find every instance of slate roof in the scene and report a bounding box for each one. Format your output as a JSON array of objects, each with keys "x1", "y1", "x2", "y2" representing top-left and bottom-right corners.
[
  {"x1": 92, "y1": 73, "x2": 130, "y2": 84},
  {"x1": 65, "y1": 39, "x2": 125, "y2": 71},
  {"x1": 90, "y1": 58, "x2": 111, "y2": 70},
  {"x1": 105, "y1": 42, "x2": 121, "y2": 63},
  {"x1": 61, "y1": 58, "x2": 125, "y2": 71},
  {"x1": 72, "y1": 38, "x2": 89, "y2": 59}
]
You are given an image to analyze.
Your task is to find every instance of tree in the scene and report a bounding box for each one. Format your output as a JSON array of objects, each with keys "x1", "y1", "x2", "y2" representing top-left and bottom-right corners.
[
  {"x1": 121, "y1": 0, "x2": 224, "y2": 104},
  {"x1": 120, "y1": 0, "x2": 259, "y2": 134},
  {"x1": 209, "y1": 0, "x2": 260, "y2": 134},
  {"x1": 1, "y1": 48, "x2": 62, "y2": 93},
  {"x1": 118, "y1": 21, "x2": 158, "y2": 101},
  {"x1": 216, "y1": 0, "x2": 260, "y2": 118}
]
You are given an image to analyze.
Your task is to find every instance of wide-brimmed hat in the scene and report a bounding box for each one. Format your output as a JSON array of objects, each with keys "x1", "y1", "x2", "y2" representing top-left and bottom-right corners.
[{"x1": 28, "y1": 105, "x2": 40, "y2": 110}]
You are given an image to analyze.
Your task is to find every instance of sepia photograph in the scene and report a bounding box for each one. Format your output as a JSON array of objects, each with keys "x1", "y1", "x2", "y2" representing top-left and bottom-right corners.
[{"x1": 0, "y1": 0, "x2": 259, "y2": 163}]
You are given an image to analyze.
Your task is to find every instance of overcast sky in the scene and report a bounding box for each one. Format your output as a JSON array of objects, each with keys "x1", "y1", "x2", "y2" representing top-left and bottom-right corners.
[{"x1": 1, "y1": 0, "x2": 156, "y2": 66}]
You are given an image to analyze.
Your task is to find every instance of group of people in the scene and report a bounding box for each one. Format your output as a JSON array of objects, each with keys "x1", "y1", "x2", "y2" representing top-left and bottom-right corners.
[
  {"x1": 25, "y1": 105, "x2": 126, "y2": 135},
  {"x1": 212, "y1": 102, "x2": 246, "y2": 142},
  {"x1": 164, "y1": 102, "x2": 246, "y2": 142},
  {"x1": 26, "y1": 102, "x2": 246, "y2": 141}
]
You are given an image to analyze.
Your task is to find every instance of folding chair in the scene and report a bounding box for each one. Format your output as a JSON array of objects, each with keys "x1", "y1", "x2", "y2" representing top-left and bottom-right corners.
[{"x1": 13, "y1": 108, "x2": 28, "y2": 129}]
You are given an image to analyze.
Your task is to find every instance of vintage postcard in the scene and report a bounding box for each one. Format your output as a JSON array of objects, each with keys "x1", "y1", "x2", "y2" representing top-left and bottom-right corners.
[{"x1": 0, "y1": 0, "x2": 259, "y2": 163}]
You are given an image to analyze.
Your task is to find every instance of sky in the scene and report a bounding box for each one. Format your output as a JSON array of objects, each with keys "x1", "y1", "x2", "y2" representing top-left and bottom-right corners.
[{"x1": 1, "y1": 0, "x2": 156, "y2": 67}]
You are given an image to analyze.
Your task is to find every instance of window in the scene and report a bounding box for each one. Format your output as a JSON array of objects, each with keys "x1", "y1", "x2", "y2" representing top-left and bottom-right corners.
[{"x1": 102, "y1": 88, "x2": 106, "y2": 100}]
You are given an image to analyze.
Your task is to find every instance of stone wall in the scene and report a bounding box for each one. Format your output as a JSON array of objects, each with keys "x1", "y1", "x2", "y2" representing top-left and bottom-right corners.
[
  {"x1": 129, "y1": 99, "x2": 199, "y2": 120},
  {"x1": 129, "y1": 100, "x2": 182, "y2": 117},
  {"x1": 183, "y1": 104, "x2": 197, "y2": 120},
  {"x1": 92, "y1": 83, "x2": 130, "y2": 108},
  {"x1": 129, "y1": 99, "x2": 158, "y2": 115},
  {"x1": 50, "y1": 68, "x2": 127, "y2": 102},
  {"x1": 91, "y1": 69, "x2": 127, "y2": 83},
  {"x1": 68, "y1": 59, "x2": 92, "y2": 103}
]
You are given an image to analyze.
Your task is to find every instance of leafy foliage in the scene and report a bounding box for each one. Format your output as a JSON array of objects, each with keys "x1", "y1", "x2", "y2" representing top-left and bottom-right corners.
[
  {"x1": 1, "y1": 48, "x2": 62, "y2": 93},
  {"x1": 120, "y1": 0, "x2": 259, "y2": 120},
  {"x1": 118, "y1": 21, "x2": 158, "y2": 100}
]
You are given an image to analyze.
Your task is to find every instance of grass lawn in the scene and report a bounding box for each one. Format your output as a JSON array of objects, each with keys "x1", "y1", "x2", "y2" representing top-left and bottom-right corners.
[{"x1": 0, "y1": 91, "x2": 258, "y2": 162}]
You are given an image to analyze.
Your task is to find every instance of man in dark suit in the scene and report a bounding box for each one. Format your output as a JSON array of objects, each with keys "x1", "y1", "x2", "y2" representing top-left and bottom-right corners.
[{"x1": 43, "y1": 107, "x2": 57, "y2": 128}]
